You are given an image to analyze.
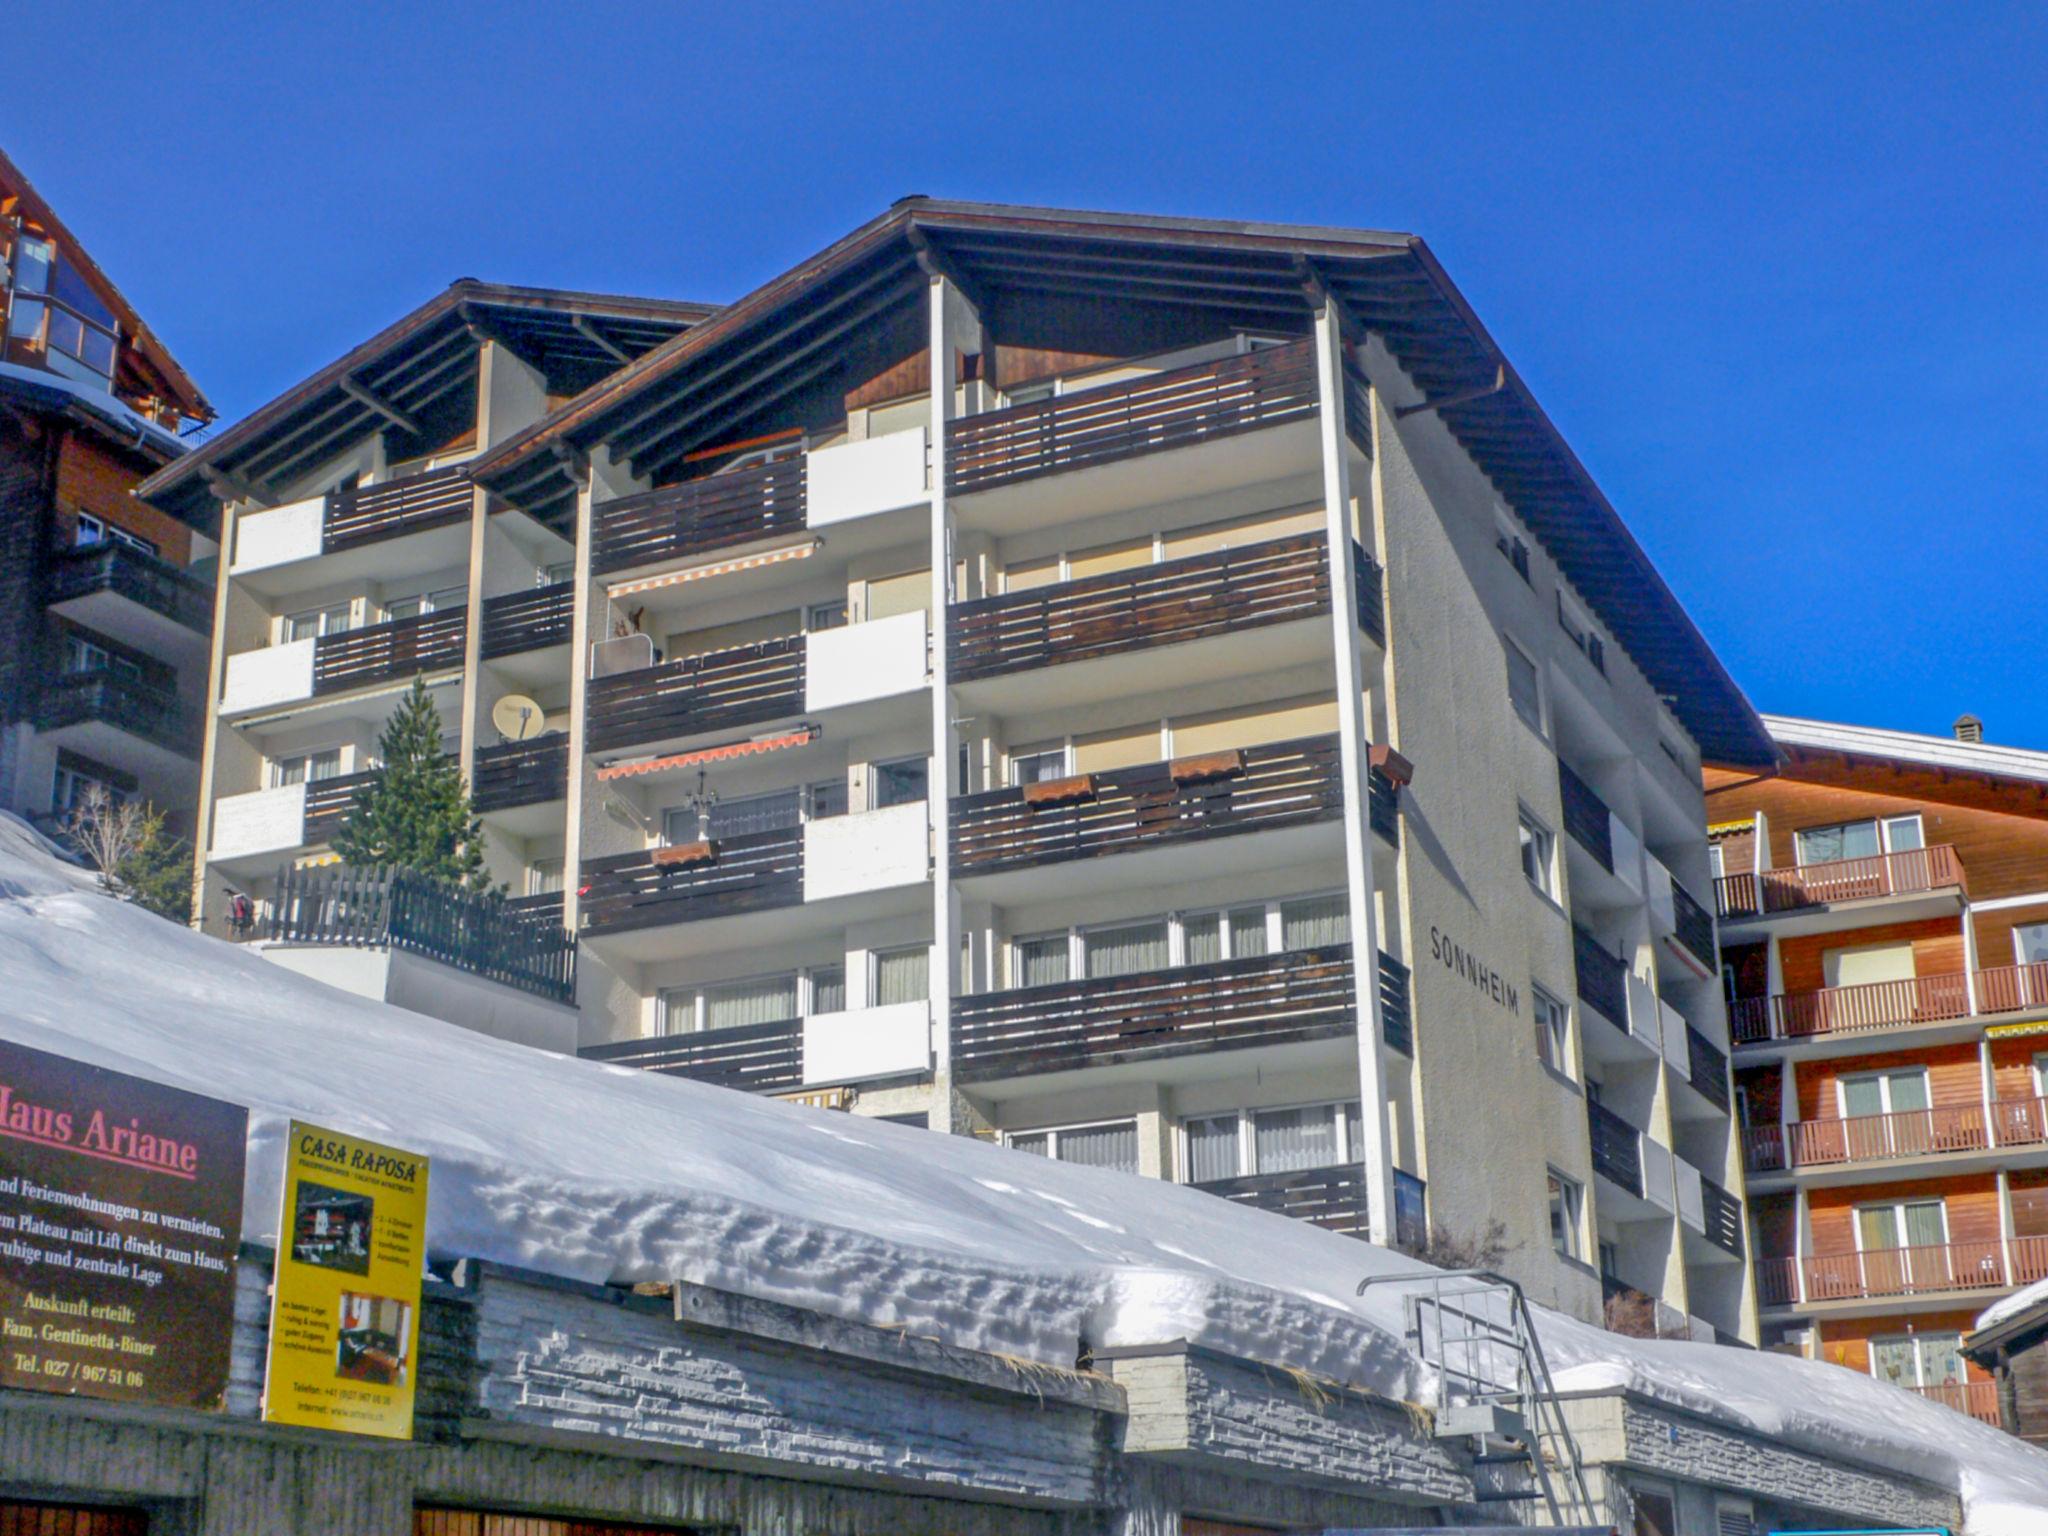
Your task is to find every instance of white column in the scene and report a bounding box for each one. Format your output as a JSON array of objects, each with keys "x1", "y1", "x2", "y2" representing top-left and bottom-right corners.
[
  {"x1": 1963, "y1": 904, "x2": 1983, "y2": 1016},
  {"x1": 1313, "y1": 304, "x2": 1394, "y2": 1247},
  {"x1": 1998, "y1": 1166, "x2": 2017, "y2": 1287},
  {"x1": 1793, "y1": 1184, "x2": 1811, "y2": 1307},
  {"x1": 189, "y1": 497, "x2": 242, "y2": 929}
]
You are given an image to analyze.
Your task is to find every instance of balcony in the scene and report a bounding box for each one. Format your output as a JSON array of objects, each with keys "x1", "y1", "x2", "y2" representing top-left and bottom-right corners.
[
  {"x1": 1909, "y1": 1379, "x2": 2001, "y2": 1427},
  {"x1": 592, "y1": 458, "x2": 806, "y2": 577},
  {"x1": 585, "y1": 634, "x2": 803, "y2": 754},
  {"x1": 578, "y1": 824, "x2": 803, "y2": 937},
  {"x1": 36, "y1": 670, "x2": 198, "y2": 758},
  {"x1": 948, "y1": 339, "x2": 1318, "y2": 499},
  {"x1": 1587, "y1": 1099, "x2": 1645, "y2": 1198},
  {"x1": 1699, "y1": 1175, "x2": 1744, "y2": 1258},
  {"x1": 1729, "y1": 971, "x2": 1977, "y2": 1047},
  {"x1": 1557, "y1": 759, "x2": 1619, "y2": 873},
  {"x1": 208, "y1": 769, "x2": 376, "y2": 865},
  {"x1": 1668, "y1": 879, "x2": 1716, "y2": 972},
  {"x1": 473, "y1": 735, "x2": 570, "y2": 814},
  {"x1": 950, "y1": 944, "x2": 1363, "y2": 1085},
  {"x1": 1758, "y1": 1239, "x2": 2010, "y2": 1309},
  {"x1": 1573, "y1": 925, "x2": 1630, "y2": 1035},
  {"x1": 46, "y1": 544, "x2": 212, "y2": 657},
  {"x1": 582, "y1": 1019, "x2": 803, "y2": 1093},
  {"x1": 1743, "y1": 1096, "x2": 2048, "y2": 1176},
  {"x1": 1378, "y1": 951, "x2": 1413, "y2": 1056},
  {"x1": 1683, "y1": 1025, "x2": 1731, "y2": 1113},
  {"x1": 1368, "y1": 767, "x2": 1400, "y2": 848},
  {"x1": 1193, "y1": 1162, "x2": 1371, "y2": 1240},
  {"x1": 1715, "y1": 845, "x2": 1966, "y2": 922},
  {"x1": 480, "y1": 581, "x2": 575, "y2": 660},
  {"x1": 229, "y1": 468, "x2": 475, "y2": 594},
  {"x1": 950, "y1": 733, "x2": 1342, "y2": 885},
  {"x1": 313, "y1": 611, "x2": 467, "y2": 697},
  {"x1": 325, "y1": 466, "x2": 473, "y2": 553}
]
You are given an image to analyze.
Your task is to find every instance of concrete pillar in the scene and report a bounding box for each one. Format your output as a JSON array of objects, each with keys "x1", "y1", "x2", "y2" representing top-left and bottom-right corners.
[{"x1": 1312, "y1": 303, "x2": 1393, "y2": 1247}]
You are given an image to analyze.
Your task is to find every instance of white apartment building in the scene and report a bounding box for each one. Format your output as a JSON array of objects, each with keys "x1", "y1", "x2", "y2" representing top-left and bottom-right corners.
[{"x1": 144, "y1": 203, "x2": 1769, "y2": 1338}]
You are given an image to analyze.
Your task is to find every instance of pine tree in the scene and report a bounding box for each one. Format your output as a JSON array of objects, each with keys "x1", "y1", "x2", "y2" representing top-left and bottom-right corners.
[
  {"x1": 118, "y1": 805, "x2": 194, "y2": 923},
  {"x1": 333, "y1": 678, "x2": 493, "y2": 893}
]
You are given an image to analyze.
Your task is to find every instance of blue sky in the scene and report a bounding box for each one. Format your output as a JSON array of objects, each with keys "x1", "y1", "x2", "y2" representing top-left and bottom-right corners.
[{"x1": 14, "y1": 5, "x2": 2045, "y2": 746}]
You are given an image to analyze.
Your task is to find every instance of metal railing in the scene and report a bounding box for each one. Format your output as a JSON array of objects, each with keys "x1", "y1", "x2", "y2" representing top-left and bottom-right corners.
[
  {"x1": 1557, "y1": 760, "x2": 1612, "y2": 872},
  {"x1": 1684, "y1": 1025, "x2": 1730, "y2": 1111},
  {"x1": 1699, "y1": 1176, "x2": 1744, "y2": 1258},
  {"x1": 1193, "y1": 1162, "x2": 1372, "y2": 1239},
  {"x1": 1586, "y1": 1099, "x2": 1644, "y2": 1197},
  {"x1": 1758, "y1": 1239, "x2": 2010, "y2": 1306},
  {"x1": 1668, "y1": 878, "x2": 1716, "y2": 968},
  {"x1": 1572, "y1": 925, "x2": 1629, "y2": 1032},
  {"x1": 1730, "y1": 969, "x2": 1978, "y2": 1045},
  {"x1": 1715, "y1": 843, "x2": 1965, "y2": 918}
]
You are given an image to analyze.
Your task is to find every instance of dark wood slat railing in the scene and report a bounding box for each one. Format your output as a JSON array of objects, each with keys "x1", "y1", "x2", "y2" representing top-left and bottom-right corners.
[
  {"x1": 323, "y1": 466, "x2": 473, "y2": 553},
  {"x1": 592, "y1": 458, "x2": 807, "y2": 576},
  {"x1": 267, "y1": 862, "x2": 575, "y2": 1002},
  {"x1": 312, "y1": 611, "x2": 466, "y2": 695},
  {"x1": 1351, "y1": 541, "x2": 1385, "y2": 646},
  {"x1": 949, "y1": 340, "x2": 1319, "y2": 495},
  {"x1": 1586, "y1": 1099, "x2": 1643, "y2": 1197},
  {"x1": 951, "y1": 733, "x2": 1342, "y2": 878},
  {"x1": 1684, "y1": 1025, "x2": 1730, "y2": 1112},
  {"x1": 579, "y1": 1017, "x2": 803, "y2": 1093},
  {"x1": 1700, "y1": 1176, "x2": 1744, "y2": 1259},
  {"x1": 34, "y1": 671, "x2": 199, "y2": 755},
  {"x1": 577, "y1": 825, "x2": 803, "y2": 936},
  {"x1": 951, "y1": 533, "x2": 1332, "y2": 682},
  {"x1": 302, "y1": 768, "x2": 381, "y2": 843},
  {"x1": 504, "y1": 890, "x2": 564, "y2": 927},
  {"x1": 1669, "y1": 878, "x2": 1716, "y2": 968},
  {"x1": 1557, "y1": 760, "x2": 1613, "y2": 872},
  {"x1": 47, "y1": 543, "x2": 212, "y2": 633},
  {"x1": 1378, "y1": 950, "x2": 1413, "y2": 1056},
  {"x1": 1573, "y1": 925, "x2": 1629, "y2": 1031},
  {"x1": 480, "y1": 581, "x2": 575, "y2": 658},
  {"x1": 1715, "y1": 844, "x2": 1966, "y2": 918},
  {"x1": 473, "y1": 734, "x2": 570, "y2": 813},
  {"x1": 1193, "y1": 1162, "x2": 1370, "y2": 1239},
  {"x1": 1342, "y1": 363, "x2": 1374, "y2": 457},
  {"x1": 584, "y1": 634, "x2": 804, "y2": 754},
  {"x1": 952, "y1": 945, "x2": 1356, "y2": 1083},
  {"x1": 1368, "y1": 768, "x2": 1400, "y2": 847}
]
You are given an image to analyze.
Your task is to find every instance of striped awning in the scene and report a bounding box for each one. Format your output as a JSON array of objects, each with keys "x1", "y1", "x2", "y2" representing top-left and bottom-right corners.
[
  {"x1": 1986, "y1": 1019, "x2": 2048, "y2": 1040},
  {"x1": 607, "y1": 538, "x2": 818, "y2": 598},
  {"x1": 595, "y1": 726, "x2": 818, "y2": 782}
]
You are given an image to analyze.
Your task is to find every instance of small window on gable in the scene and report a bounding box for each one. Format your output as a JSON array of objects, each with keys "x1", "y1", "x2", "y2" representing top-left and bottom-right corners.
[
  {"x1": 1557, "y1": 591, "x2": 1606, "y2": 676},
  {"x1": 1504, "y1": 636, "x2": 1543, "y2": 734},
  {"x1": 1495, "y1": 514, "x2": 1531, "y2": 584}
]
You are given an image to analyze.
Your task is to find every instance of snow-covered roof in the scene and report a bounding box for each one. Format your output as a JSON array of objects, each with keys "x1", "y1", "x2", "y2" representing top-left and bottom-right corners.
[
  {"x1": 2, "y1": 813, "x2": 2045, "y2": 1532},
  {"x1": 1765, "y1": 713, "x2": 2048, "y2": 789},
  {"x1": 1977, "y1": 1275, "x2": 2048, "y2": 1337}
]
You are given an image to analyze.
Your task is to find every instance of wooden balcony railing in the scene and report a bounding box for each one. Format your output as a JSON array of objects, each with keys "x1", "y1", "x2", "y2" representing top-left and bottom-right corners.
[
  {"x1": 1378, "y1": 951, "x2": 1413, "y2": 1056},
  {"x1": 949, "y1": 532, "x2": 1334, "y2": 683},
  {"x1": 1761, "y1": 1240, "x2": 2011, "y2": 1306},
  {"x1": 1909, "y1": 1379, "x2": 2001, "y2": 1427},
  {"x1": 312, "y1": 610, "x2": 466, "y2": 695},
  {"x1": 1351, "y1": 542, "x2": 1386, "y2": 646},
  {"x1": 1684, "y1": 1025, "x2": 1731, "y2": 1112},
  {"x1": 1747, "y1": 1096, "x2": 2048, "y2": 1175},
  {"x1": 1699, "y1": 1176, "x2": 1744, "y2": 1259},
  {"x1": 1729, "y1": 970, "x2": 1974, "y2": 1047},
  {"x1": 1974, "y1": 961, "x2": 2048, "y2": 1016},
  {"x1": 1193, "y1": 1161, "x2": 1371, "y2": 1240},
  {"x1": 584, "y1": 634, "x2": 804, "y2": 754},
  {"x1": 473, "y1": 734, "x2": 570, "y2": 813},
  {"x1": 577, "y1": 825, "x2": 803, "y2": 936},
  {"x1": 302, "y1": 768, "x2": 381, "y2": 843},
  {"x1": 47, "y1": 543, "x2": 212, "y2": 634},
  {"x1": 950, "y1": 733, "x2": 1342, "y2": 879},
  {"x1": 35, "y1": 671, "x2": 199, "y2": 756},
  {"x1": 948, "y1": 339, "x2": 1318, "y2": 495},
  {"x1": 1587, "y1": 1099, "x2": 1644, "y2": 1197},
  {"x1": 580, "y1": 1017, "x2": 802, "y2": 1093},
  {"x1": 1669, "y1": 878, "x2": 1716, "y2": 969},
  {"x1": 1715, "y1": 844, "x2": 1966, "y2": 918},
  {"x1": 323, "y1": 466, "x2": 472, "y2": 554},
  {"x1": 1558, "y1": 760, "x2": 1613, "y2": 872},
  {"x1": 952, "y1": 944, "x2": 1357, "y2": 1083},
  {"x1": 480, "y1": 581, "x2": 575, "y2": 659},
  {"x1": 592, "y1": 457, "x2": 806, "y2": 576},
  {"x1": 504, "y1": 890, "x2": 565, "y2": 927},
  {"x1": 267, "y1": 862, "x2": 575, "y2": 1003},
  {"x1": 1368, "y1": 767, "x2": 1400, "y2": 848},
  {"x1": 1573, "y1": 925, "x2": 1629, "y2": 1032}
]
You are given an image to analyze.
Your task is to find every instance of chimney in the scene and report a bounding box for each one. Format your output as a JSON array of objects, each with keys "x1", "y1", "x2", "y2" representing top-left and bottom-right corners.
[{"x1": 1954, "y1": 714, "x2": 1984, "y2": 744}]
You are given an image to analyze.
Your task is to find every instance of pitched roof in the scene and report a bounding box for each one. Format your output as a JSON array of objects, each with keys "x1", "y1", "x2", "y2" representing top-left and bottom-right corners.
[
  {"x1": 1765, "y1": 715, "x2": 2048, "y2": 790},
  {"x1": 471, "y1": 198, "x2": 1773, "y2": 768}
]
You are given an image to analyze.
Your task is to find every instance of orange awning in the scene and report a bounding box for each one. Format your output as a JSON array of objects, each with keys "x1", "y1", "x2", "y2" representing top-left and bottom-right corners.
[{"x1": 595, "y1": 727, "x2": 817, "y2": 782}]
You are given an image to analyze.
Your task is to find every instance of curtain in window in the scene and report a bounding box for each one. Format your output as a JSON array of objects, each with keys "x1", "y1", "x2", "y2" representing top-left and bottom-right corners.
[
  {"x1": 1229, "y1": 907, "x2": 1269, "y2": 958},
  {"x1": 876, "y1": 947, "x2": 930, "y2": 1006},
  {"x1": 709, "y1": 791, "x2": 802, "y2": 840},
  {"x1": 1015, "y1": 937, "x2": 1070, "y2": 989},
  {"x1": 1183, "y1": 914, "x2": 1223, "y2": 966},
  {"x1": 1185, "y1": 1116, "x2": 1240, "y2": 1183},
  {"x1": 1084, "y1": 921, "x2": 1169, "y2": 979},
  {"x1": 1841, "y1": 1076, "x2": 1887, "y2": 1120},
  {"x1": 1282, "y1": 896, "x2": 1350, "y2": 951},
  {"x1": 1903, "y1": 1199, "x2": 1946, "y2": 1250},
  {"x1": 1797, "y1": 821, "x2": 1880, "y2": 866},
  {"x1": 809, "y1": 965, "x2": 846, "y2": 1015},
  {"x1": 1883, "y1": 815, "x2": 1925, "y2": 852},
  {"x1": 1253, "y1": 1105, "x2": 1338, "y2": 1173},
  {"x1": 1058, "y1": 1121, "x2": 1139, "y2": 1174},
  {"x1": 704, "y1": 975, "x2": 798, "y2": 1030},
  {"x1": 1009, "y1": 1132, "x2": 1050, "y2": 1157},
  {"x1": 1343, "y1": 1101, "x2": 1363, "y2": 1159},
  {"x1": 658, "y1": 989, "x2": 696, "y2": 1034},
  {"x1": 1885, "y1": 1070, "x2": 1931, "y2": 1114}
]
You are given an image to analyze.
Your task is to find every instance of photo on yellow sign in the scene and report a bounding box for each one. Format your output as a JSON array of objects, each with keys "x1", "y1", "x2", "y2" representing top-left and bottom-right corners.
[{"x1": 262, "y1": 1120, "x2": 428, "y2": 1439}]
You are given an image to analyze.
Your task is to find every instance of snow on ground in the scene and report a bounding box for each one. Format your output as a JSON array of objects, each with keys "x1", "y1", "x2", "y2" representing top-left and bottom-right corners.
[
  {"x1": 1979, "y1": 1275, "x2": 2048, "y2": 1334},
  {"x1": 2, "y1": 814, "x2": 2045, "y2": 1530}
]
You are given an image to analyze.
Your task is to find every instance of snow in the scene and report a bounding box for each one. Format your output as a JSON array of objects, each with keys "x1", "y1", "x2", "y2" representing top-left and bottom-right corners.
[
  {"x1": 2, "y1": 813, "x2": 2046, "y2": 1530},
  {"x1": 1979, "y1": 1276, "x2": 2048, "y2": 1334}
]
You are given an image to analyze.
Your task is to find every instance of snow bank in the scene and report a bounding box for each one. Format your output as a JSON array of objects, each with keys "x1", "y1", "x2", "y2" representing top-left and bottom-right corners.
[
  {"x1": 1, "y1": 814, "x2": 2045, "y2": 1530},
  {"x1": 1979, "y1": 1275, "x2": 2048, "y2": 1334}
]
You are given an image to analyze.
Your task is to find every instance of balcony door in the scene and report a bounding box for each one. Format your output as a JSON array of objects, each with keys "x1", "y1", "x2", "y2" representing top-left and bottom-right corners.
[
  {"x1": 1870, "y1": 1331, "x2": 1965, "y2": 1393},
  {"x1": 1836, "y1": 1068, "x2": 1930, "y2": 1161},
  {"x1": 1854, "y1": 1197, "x2": 1949, "y2": 1294},
  {"x1": 2016, "y1": 922, "x2": 2048, "y2": 1008},
  {"x1": 1818, "y1": 941, "x2": 1918, "y2": 1031}
]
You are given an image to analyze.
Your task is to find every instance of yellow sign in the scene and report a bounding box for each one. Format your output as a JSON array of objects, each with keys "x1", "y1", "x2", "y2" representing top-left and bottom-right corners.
[
  {"x1": 1987, "y1": 1019, "x2": 2048, "y2": 1040},
  {"x1": 263, "y1": 1121, "x2": 428, "y2": 1439}
]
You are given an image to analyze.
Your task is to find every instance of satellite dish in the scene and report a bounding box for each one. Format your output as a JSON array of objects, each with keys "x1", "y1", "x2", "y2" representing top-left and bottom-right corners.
[{"x1": 492, "y1": 694, "x2": 546, "y2": 742}]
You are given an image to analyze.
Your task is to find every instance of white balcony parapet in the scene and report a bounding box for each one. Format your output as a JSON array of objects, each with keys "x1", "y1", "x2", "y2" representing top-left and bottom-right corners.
[
  {"x1": 1640, "y1": 1137, "x2": 1676, "y2": 1216},
  {"x1": 1610, "y1": 814, "x2": 1645, "y2": 894},
  {"x1": 221, "y1": 638, "x2": 316, "y2": 715},
  {"x1": 805, "y1": 609, "x2": 929, "y2": 713},
  {"x1": 1674, "y1": 1157, "x2": 1706, "y2": 1233},
  {"x1": 1625, "y1": 969, "x2": 1663, "y2": 1053},
  {"x1": 803, "y1": 801, "x2": 930, "y2": 904},
  {"x1": 807, "y1": 427, "x2": 931, "y2": 528},
  {"x1": 1660, "y1": 997, "x2": 1691, "y2": 1078},
  {"x1": 209, "y1": 783, "x2": 307, "y2": 862},
  {"x1": 231, "y1": 495, "x2": 325, "y2": 574},
  {"x1": 802, "y1": 999, "x2": 932, "y2": 1086},
  {"x1": 1645, "y1": 853, "x2": 1677, "y2": 932}
]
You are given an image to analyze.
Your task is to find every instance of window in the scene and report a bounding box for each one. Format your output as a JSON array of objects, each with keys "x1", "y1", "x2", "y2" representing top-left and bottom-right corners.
[
  {"x1": 1855, "y1": 1196, "x2": 1947, "y2": 1255},
  {"x1": 271, "y1": 748, "x2": 343, "y2": 788},
  {"x1": 664, "y1": 789, "x2": 803, "y2": 846},
  {"x1": 1495, "y1": 520, "x2": 1531, "y2": 584},
  {"x1": 1533, "y1": 987, "x2": 1571, "y2": 1075},
  {"x1": 1838, "y1": 1068, "x2": 1930, "y2": 1121},
  {"x1": 284, "y1": 603, "x2": 352, "y2": 642},
  {"x1": 540, "y1": 560, "x2": 575, "y2": 586},
  {"x1": 1183, "y1": 904, "x2": 1272, "y2": 966},
  {"x1": 1794, "y1": 814, "x2": 1923, "y2": 867},
  {"x1": 1179, "y1": 1101, "x2": 1363, "y2": 1184},
  {"x1": 1082, "y1": 920, "x2": 1169, "y2": 979},
  {"x1": 808, "y1": 964, "x2": 847, "y2": 1016},
  {"x1": 660, "y1": 974, "x2": 800, "y2": 1035},
  {"x1": 1279, "y1": 894, "x2": 1349, "y2": 950},
  {"x1": 1014, "y1": 934, "x2": 1071, "y2": 988},
  {"x1": 384, "y1": 584, "x2": 466, "y2": 621},
  {"x1": 1556, "y1": 592, "x2": 1605, "y2": 676},
  {"x1": 1503, "y1": 636, "x2": 1543, "y2": 732},
  {"x1": 1519, "y1": 809, "x2": 1558, "y2": 899},
  {"x1": 51, "y1": 764, "x2": 120, "y2": 816},
  {"x1": 1007, "y1": 1119, "x2": 1139, "y2": 1174},
  {"x1": 873, "y1": 756, "x2": 928, "y2": 808},
  {"x1": 806, "y1": 600, "x2": 848, "y2": 631},
  {"x1": 74, "y1": 515, "x2": 157, "y2": 557},
  {"x1": 61, "y1": 635, "x2": 111, "y2": 675},
  {"x1": 1869, "y1": 1332, "x2": 1965, "y2": 1391},
  {"x1": 1009, "y1": 743, "x2": 1068, "y2": 786},
  {"x1": 526, "y1": 858, "x2": 564, "y2": 897},
  {"x1": 806, "y1": 777, "x2": 848, "y2": 820},
  {"x1": 2018, "y1": 925, "x2": 2048, "y2": 1009},
  {"x1": 873, "y1": 945, "x2": 930, "y2": 1006},
  {"x1": 1548, "y1": 1170, "x2": 1584, "y2": 1260}
]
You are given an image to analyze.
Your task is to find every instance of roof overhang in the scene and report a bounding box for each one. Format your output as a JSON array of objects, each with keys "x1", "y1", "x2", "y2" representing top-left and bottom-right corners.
[
  {"x1": 1766, "y1": 714, "x2": 2048, "y2": 790},
  {"x1": 472, "y1": 198, "x2": 1773, "y2": 768}
]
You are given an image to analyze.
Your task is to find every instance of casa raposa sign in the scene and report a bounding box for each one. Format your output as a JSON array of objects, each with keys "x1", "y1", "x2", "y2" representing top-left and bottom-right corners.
[
  {"x1": 264, "y1": 1120, "x2": 428, "y2": 1439},
  {"x1": 0, "y1": 1036, "x2": 249, "y2": 1408}
]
